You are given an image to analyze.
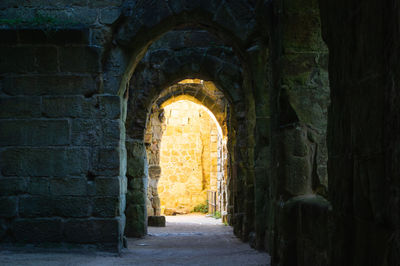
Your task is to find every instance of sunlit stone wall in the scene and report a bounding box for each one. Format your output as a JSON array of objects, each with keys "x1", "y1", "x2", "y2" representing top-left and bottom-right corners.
[{"x1": 158, "y1": 101, "x2": 219, "y2": 214}]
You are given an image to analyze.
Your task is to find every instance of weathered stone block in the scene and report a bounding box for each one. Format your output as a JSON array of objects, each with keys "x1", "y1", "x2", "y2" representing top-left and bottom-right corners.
[
  {"x1": 281, "y1": 125, "x2": 309, "y2": 157},
  {"x1": 284, "y1": 156, "x2": 312, "y2": 196},
  {"x1": 42, "y1": 95, "x2": 120, "y2": 119},
  {"x1": 126, "y1": 140, "x2": 146, "y2": 179},
  {"x1": 0, "y1": 120, "x2": 70, "y2": 146},
  {"x1": 19, "y1": 196, "x2": 54, "y2": 217},
  {"x1": 90, "y1": 27, "x2": 114, "y2": 47},
  {"x1": 49, "y1": 177, "x2": 87, "y2": 196},
  {"x1": 93, "y1": 197, "x2": 120, "y2": 217},
  {"x1": 0, "y1": 97, "x2": 41, "y2": 118},
  {"x1": 129, "y1": 176, "x2": 146, "y2": 191},
  {"x1": 93, "y1": 147, "x2": 121, "y2": 176},
  {"x1": 0, "y1": 177, "x2": 27, "y2": 196},
  {"x1": 126, "y1": 190, "x2": 146, "y2": 206},
  {"x1": 71, "y1": 119, "x2": 102, "y2": 146},
  {"x1": 148, "y1": 165, "x2": 161, "y2": 178},
  {"x1": 42, "y1": 96, "x2": 97, "y2": 118},
  {"x1": 13, "y1": 218, "x2": 63, "y2": 242},
  {"x1": 88, "y1": 0, "x2": 123, "y2": 7},
  {"x1": 50, "y1": 7, "x2": 99, "y2": 24},
  {"x1": 135, "y1": 0, "x2": 172, "y2": 29},
  {"x1": 98, "y1": 96, "x2": 121, "y2": 120},
  {"x1": 0, "y1": 148, "x2": 89, "y2": 177},
  {"x1": 102, "y1": 120, "x2": 121, "y2": 146},
  {"x1": 0, "y1": 5, "x2": 35, "y2": 21},
  {"x1": 95, "y1": 177, "x2": 120, "y2": 196},
  {"x1": 35, "y1": 47, "x2": 58, "y2": 73},
  {"x1": 64, "y1": 218, "x2": 120, "y2": 243},
  {"x1": 27, "y1": 177, "x2": 49, "y2": 195},
  {"x1": 0, "y1": 196, "x2": 17, "y2": 218},
  {"x1": 1, "y1": 75, "x2": 98, "y2": 96},
  {"x1": 148, "y1": 216, "x2": 166, "y2": 227},
  {"x1": 100, "y1": 7, "x2": 121, "y2": 24},
  {"x1": 71, "y1": 119, "x2": 120, "y2": 146},
  {"x1": 0, "y1": 47, "x2": 35, "y2": 73},
  {"x1": 125, "y1": 204, "x2": 146, "y2": 237},
  {"x1": 53, "y1": 197, "x2": 91, "y2": 218},
  {"x1": 59, "y1": 46, "x2": 102, "y2": 73}
]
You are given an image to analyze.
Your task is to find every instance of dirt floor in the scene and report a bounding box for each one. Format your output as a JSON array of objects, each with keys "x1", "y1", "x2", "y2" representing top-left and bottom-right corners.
[{"x1": 0, "y1": 215, "x2": 271, "y2": 266}]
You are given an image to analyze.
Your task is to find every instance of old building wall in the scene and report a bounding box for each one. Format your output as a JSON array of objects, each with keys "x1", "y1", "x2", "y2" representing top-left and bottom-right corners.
[
  {"x1": 0, "y1": 28, "x2": 126, "y2": 251},
  {"x1": 125, "y1": 30, "x2": 238, "y2": 236},
  {"x1": 4, "y1": 2, "x2": 391, "y2": 266},
  {"x1": 144, "y1": 81, "x2": 229, "y2": 218},
  {"x1": 266, "y1": 0, "x2": 331, "y2": 264},
  {"x1": 157, "y1": 100, "x2": 219, "y2": 214},
  {"x1": 320, "y1": 0, "x2": 400, "y2": 265}
]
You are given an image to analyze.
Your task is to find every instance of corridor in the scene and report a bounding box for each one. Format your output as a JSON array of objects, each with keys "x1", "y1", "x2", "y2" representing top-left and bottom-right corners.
[{"x1": 0, "y1": 215, "x2": 270, "y2": 266}]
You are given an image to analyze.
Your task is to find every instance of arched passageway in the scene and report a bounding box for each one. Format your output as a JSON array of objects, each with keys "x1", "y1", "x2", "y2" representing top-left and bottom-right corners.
[
  {"x1": 122, "y1": 25, "x2": 252, "y2": 241},
  {"x1": 10, "y1": 1, "x2": 400, "y2": 266},
  {"x1": 144, "y1": 80, "x2": 229, "y2": 222}
]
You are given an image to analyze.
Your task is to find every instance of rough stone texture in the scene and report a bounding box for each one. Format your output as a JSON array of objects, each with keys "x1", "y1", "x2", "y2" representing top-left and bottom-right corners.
[
  {"x1": 147, "y1": 215, "x2": 166, "y2": 227},
  {"x1": 1, "y1": 1, "x2": 395, "y2": 266},
  {"x1": 0, "y1": 24, "x2": 124, "y2": 251},
  {"x1": 0, "y1": 0, "x2": 323, "y2": 259},
  {"x1": 277, "y1": 195, "x2": 331, "y2": 266},
  {"x1": 156, "y1": 100, "x2": 220, "y2": 214},
  {"x1": 319, "y1": 0, "x2": 400, "y2": 265}
]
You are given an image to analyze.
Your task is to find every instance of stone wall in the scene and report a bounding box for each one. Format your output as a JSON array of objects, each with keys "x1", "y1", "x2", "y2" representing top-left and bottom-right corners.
[
  {"x1": 320, "y1": 0, "x2": 400, "y2": 265},
  {"x1": 143, "y1": 80, "x2": 229, "y2": 218},
  {"x1": 157, "y1": 100, "x2": 219, "y2": 214},
  {"x1": 0, "y1": 27, "x2": 126, "y2": 251},
  {"x1": 266, "y1": 0, "x2": 331, "y2": 264},
  {"x1": 3, "y1": 2, "x2": 387, "y2": 266}
]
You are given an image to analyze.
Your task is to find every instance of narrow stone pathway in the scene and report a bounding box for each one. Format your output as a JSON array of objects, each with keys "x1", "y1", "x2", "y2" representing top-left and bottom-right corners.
[
  {"x1": 128, "y1": 215, "x2": 270, "y2": 265},
  {"x1": 0, "y1": 215, "x2": 270, "y2": 266}
]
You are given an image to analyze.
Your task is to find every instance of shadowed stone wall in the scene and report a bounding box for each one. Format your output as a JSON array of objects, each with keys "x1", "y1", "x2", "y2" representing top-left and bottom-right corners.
[
  {"x1": 0, "y1": 0, "x2": 331, "y2": 259},
  {"x1": 264, "y1": 1, "x2": 331, "y2": 264},
  {"x1": 0, "y1": 27, "x2": 126, "y2": 251},
  {"x1": 320, "y1": 0, "x2": 400, "y2": 265},
  {"x1": 4, "y1": 2, "x2": 397, "y2": 266}
]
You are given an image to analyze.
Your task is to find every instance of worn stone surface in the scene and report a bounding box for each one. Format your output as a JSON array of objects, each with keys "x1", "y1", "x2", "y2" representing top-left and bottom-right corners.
[
  {"x1": 0, "y1": 18, "x2": 124, "y2": 252},
  {"x1": 156, "y1": 100, "x2": 220, "y2": 214},
  {"x1": 0, "y1": 1, "x2": 396, "y2": 266},
  {"x1": 0, "y1": 216, "x2": 270, "y2": 265},
  {"x1": 319, "y1": 0, "x2": 400, "y2": 265},
  {"x1": 147, "y1": 215, "x2": 165, "y2": 227}
]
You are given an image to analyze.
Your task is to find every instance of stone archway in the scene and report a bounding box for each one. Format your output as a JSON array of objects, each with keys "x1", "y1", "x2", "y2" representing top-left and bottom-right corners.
[{"x1": 120, "y1": 26, "x2": 255, "y2": 239}]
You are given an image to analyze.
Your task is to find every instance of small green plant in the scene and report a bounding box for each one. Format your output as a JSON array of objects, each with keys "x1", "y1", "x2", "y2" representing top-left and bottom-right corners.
[
  {"x1": 0, "y1": 18, "x2": 24, "y2": 25},
  {"x1": 193, "y1": 202, "x2": 208, "y2": 213},
  {"x1": 223, "y1": 221, "x2": 228, "y2": 226},
  {"x1": 213, "y1": 211, "x2": 221, "y2": 219},
  {"x1": 31, "y1": 14, "x2": 56, "y2": 26}
]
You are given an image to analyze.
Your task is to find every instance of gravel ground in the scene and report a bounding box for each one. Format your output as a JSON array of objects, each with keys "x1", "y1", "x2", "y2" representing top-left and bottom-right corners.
[{"x1": 0, "y1": 215, "x2": 270, "y2": 266}]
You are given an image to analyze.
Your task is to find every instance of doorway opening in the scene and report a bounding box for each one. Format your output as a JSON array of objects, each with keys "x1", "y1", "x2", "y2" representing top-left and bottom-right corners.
[{"x1": 145, "y1": 79, "x2": 230, "y2": 223}]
